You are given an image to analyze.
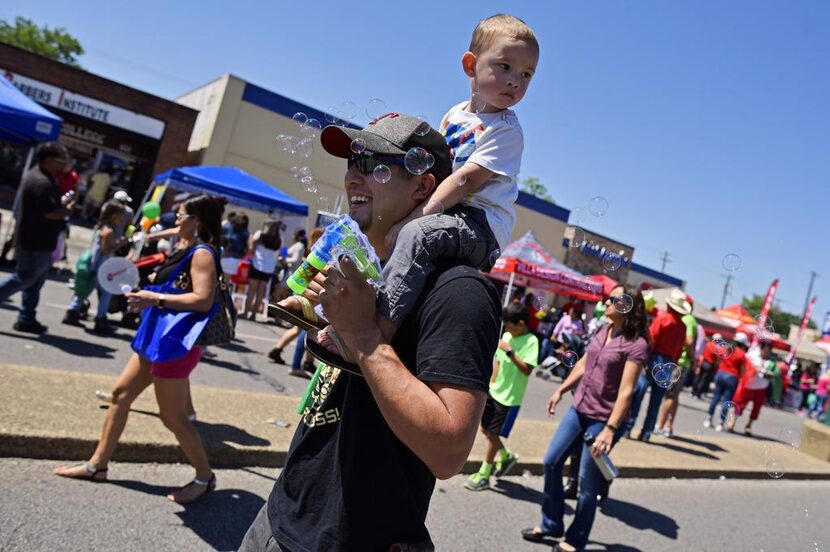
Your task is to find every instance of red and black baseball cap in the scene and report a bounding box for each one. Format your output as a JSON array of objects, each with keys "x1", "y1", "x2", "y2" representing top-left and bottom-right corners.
[{"x1": 321, "y1": 113, "x2": 452, "y2": 182}]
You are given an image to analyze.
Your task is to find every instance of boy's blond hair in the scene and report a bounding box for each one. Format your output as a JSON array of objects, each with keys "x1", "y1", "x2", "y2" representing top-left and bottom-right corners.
[{"x1": 469, "y1": 14, "x2": 538, "y2": 55}]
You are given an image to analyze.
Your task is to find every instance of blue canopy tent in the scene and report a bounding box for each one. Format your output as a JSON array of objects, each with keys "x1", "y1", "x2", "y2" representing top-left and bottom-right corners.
[
  {"x1": 0, "y1": 76, "x2": 61, "y2": 144},
  {"x1": 149, "y1": 166, "x2": 308, "y2": 216}
]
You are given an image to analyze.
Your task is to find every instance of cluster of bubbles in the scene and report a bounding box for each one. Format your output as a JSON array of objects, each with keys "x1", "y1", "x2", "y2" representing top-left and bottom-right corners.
[
  {"x1": 754, "y1": 315, "x2": 776, "y2": 340},
  {"x1": 713, "y1": 337, "x2": 734, "y2": 360},
  {"x1": 612, "y1": 293, "x2": 634, "y2": 314},
  {"x1": 404, "y1": 147, "x2": 435, "y2": 176},
  {"x1": 561, "y1": 350, "x2": 579, "y2": 368},
  {"x1": 570, "y1": 197, "x2": 609, "y2": 226},
  {"x1": 289, "y1": 165, "x2": 318, "y2": 193},
  {"x1": 651, "y1": 362, "x2": 683, "y2": 389}
]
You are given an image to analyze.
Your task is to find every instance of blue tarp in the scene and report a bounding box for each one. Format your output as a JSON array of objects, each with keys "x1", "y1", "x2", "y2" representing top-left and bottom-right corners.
[
  {"x1": 153, "y1": 165, "x2": 308, "y2": 216},
  {"x1": 0, "y1": 76, "x2": 62, "y2": 143}
]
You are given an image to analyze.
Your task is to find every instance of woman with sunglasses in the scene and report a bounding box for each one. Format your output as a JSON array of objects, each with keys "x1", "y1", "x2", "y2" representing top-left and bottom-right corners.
[
  {"x1": 55, "y1": 195, "x2": 224, "y2": 504},
  {"x1": 522, "y1": 285, "x2": 650, "y2": 551}
]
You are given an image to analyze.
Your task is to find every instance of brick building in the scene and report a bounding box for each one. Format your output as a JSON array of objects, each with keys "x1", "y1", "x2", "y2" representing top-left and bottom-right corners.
[{"x1": 0, "y1": 42, "x2": 197, "y2": 207}]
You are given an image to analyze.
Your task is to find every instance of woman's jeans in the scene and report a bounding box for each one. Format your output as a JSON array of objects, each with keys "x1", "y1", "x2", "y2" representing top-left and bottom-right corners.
[
  {"x1": 809, "y1": 393, "x2": 828, "y2": 418},
  {"x1": 541, "y1": 407, "x2": 622, "y2": 549},
  {"x1": 292, "y1": 330, "x2": 307, "y2": 370},
  {"x1": 707, "y1": 371, "x2": 739, "y2": 421},
  {"x1": 624, "y1": 353, "x2": 673, "y2": 438}
]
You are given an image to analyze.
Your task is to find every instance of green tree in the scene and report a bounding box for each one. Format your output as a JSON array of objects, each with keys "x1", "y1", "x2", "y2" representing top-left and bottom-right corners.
[
  {"x1": 741, "y1": 294, "x2": 816, "y2": 337},
  {"x1": 0, "y1": 17, "x2": 84, "y2": 67},
  {"x1": 519, "y1": 176, "x2": 555, "y2": 203}
]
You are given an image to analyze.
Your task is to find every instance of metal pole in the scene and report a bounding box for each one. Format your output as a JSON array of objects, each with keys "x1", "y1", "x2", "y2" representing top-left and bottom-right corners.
[
  {"x1": 503, "y1": 271, "x2": 516, "y2": 308},
  {"x1": 720, "y1": 274, "x2": 733, "y2": 309}
]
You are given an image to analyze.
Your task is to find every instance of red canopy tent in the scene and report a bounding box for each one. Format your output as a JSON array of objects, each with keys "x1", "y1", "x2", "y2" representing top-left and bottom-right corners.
[
  {"x1": 589, "y1": 274, "x2": 619, "y2": 296},
  {"x1": 815, "y1": 335, "x2": 830, "y2": 356},
  {"x1": 735, "y1": 323, "x2": 791, "y2": 351},
  {"x1": 488, "y1": 231, "x2": 603, "y2": 305},
  {"x1": 715, "y1": 304, "x2": 756, "y2": 328}
]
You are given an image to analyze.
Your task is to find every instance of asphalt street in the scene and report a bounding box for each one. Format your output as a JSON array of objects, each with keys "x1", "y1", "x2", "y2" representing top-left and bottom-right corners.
[
  {"x1": 0, "y1": 266, "x2": 812, "y2": 448},
  {"x1": 0, "y1": 458, "x2": 827, "y2": 551}
]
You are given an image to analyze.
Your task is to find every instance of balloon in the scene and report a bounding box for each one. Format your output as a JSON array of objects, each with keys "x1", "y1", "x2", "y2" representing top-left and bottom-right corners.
[
  {"x1": 142, "y1": 201, "x2": 161, "y2": 220},
  {"x1": 97, "y1": 257, "x2": 139, "y2": 295}
]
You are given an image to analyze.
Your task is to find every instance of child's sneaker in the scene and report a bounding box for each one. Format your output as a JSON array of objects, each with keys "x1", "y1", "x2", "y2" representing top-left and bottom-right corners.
[
  {"x1": 464, "y1": 471, "x2": 490, "y2": 491},
  {"x1": 494, "y1": 451, "x2": 519, "y2": 478},
  {"x1": 703, "y1": 418, "x2": 712, "y2": 428},
  {"x1": 715, "y1": 423, "x2": 724, "y2": 432}
]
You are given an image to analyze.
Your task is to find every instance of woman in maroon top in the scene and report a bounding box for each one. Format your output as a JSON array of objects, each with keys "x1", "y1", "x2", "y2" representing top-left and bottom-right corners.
[{"x1": 523, "y1": 285, "x2": 649, "y2": 551}]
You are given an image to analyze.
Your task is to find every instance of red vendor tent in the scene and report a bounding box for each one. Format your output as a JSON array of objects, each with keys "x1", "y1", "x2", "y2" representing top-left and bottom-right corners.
[
  {"x1": 489, "y1": 231, "x2": 603, "y2": 305},
  {"x1": 715, "y1": 304, "x2": 756, "y2": 327}
]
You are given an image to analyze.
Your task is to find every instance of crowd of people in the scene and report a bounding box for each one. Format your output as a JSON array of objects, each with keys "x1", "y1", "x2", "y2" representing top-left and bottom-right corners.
[{"x1": 1, "y1": 12, "x2": 827, "y2": 552}]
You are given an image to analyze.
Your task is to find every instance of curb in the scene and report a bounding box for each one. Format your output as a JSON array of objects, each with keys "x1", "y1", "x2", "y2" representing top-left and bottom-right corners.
[{"x1": 6, "y1": 433, "x2": 828, "y2": 480}]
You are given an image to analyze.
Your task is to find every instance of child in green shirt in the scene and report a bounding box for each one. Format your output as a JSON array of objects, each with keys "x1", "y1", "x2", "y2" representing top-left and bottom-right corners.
[{"x1": 465, "y1": 302, "x2": 539, "y2": 491}]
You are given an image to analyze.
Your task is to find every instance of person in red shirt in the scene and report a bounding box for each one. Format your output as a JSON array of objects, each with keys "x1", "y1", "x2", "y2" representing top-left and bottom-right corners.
[
  {"x1": 705, "y1": 332, "x2": 749, "y2": 431},
  {"x1": 692, "y1": 333, "x2": 722, "y2": 399},
  {"x1": 624, "y1": 289, "x2": 690, "y2": 441}
]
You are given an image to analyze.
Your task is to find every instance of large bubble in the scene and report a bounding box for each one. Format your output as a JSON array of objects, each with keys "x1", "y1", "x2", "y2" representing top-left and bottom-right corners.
[{"x1": 404, "y1": 147, "x2": 435, "y2": 175}]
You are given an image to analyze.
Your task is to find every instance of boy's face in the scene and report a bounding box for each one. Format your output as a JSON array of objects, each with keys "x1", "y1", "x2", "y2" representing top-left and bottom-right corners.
[
  {"x1": 505, "y1": 319, "x2": 528, "y2": 336},
  {"x1": 469, "y1": 36, "x2": 538, "y2": 112}
]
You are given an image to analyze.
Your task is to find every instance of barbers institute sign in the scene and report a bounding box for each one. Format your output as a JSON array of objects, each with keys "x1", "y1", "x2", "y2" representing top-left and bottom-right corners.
[{"x1": 3, "y1": 70, "x2": 165, "y2": 140}]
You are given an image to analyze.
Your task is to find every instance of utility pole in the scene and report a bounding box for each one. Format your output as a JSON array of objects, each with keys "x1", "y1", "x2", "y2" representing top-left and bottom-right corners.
[
  {"x1": 803, "y1": 271, "x2": 819, "y2": 315},
  {"x1": 720, "y1": 274, "x2": 733, "y2": 309},
  {"x1": 659, "y1": 251, "x2": 671, "y2": 273}
]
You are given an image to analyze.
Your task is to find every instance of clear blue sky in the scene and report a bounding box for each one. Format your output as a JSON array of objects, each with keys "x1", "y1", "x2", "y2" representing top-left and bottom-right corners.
[{"x1": 4, "y1": 0, "x2": 828, "y2": 326}]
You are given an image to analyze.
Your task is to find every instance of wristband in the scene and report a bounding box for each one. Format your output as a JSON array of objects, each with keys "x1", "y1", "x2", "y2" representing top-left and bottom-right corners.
[
  {"x1": 506, "y1": 349, "x2": 515, "y2": 358},
  {"x1": 605, "y1": 423, "x2": 617, "y2": 432},
  {"x1": 157, "y1": 293, "x2": 166, "y2": 309}
]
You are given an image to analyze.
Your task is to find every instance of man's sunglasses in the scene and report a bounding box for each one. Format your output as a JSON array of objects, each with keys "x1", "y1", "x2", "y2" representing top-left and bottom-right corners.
[{"x1": 347, "y1": 152, "x2": 407, "y2": 175}]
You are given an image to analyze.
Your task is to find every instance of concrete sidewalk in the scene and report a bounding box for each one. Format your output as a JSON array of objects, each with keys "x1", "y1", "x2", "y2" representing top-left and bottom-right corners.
[{"x1": 2, "y1": 363, "x2": 829, "y2": 479}]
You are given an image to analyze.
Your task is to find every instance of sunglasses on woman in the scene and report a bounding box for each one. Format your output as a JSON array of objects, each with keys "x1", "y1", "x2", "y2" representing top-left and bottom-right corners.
[{"x1": 347, "y1": 152, "x2": 407, "y2": 175}]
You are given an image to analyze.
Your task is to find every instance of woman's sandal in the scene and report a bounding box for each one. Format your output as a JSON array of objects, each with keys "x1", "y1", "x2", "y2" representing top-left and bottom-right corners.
[
  {"x1": 54, "y1": 461, "x2": 108, "y2": 482},
  {"x1": 268, "y1": 296, "x2": 328, "y2": 332},
  {"x1": 168, "y1": 474, "x2": 216, "y2": 504},
  {"x1": 305, "y1": 328, "x2": 363, "y2": 377}
]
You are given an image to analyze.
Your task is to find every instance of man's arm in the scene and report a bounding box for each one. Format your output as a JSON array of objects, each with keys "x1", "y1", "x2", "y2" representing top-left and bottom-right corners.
[{"x1": 320, "y1": 258, "x2": 497, "y2": 479}]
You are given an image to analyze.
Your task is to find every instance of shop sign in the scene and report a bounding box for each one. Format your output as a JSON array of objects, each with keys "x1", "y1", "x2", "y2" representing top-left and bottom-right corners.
[{"x1": 3, "y1": 69, "x2": 166, "y2": 140}]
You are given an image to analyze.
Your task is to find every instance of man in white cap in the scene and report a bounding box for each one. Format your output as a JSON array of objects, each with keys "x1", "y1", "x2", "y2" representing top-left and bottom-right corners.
[
  {"x1": 624, "y1": 288, "x2": 690, "y2": 441},
  {"x1": 705, "y1": 331, "x2": 749, "y2": 431}
]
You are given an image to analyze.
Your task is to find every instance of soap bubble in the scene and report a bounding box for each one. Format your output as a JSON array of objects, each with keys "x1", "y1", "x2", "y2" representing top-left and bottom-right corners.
[
  {"x1": 350, "y1": 138, "x2": 366, "y2": 154},
  {"x1": 755, "y1": 316, "x2": 776, "y2": 340},
  {"x1": 325, "y1": 107, "x2": 342, "y2": 124},
  {"x1": 299, "y1": 166, "x2": 313, "y2": 178},
  {"x1": 651, "y1": 363, "x2": 673, "y2": 389},
  {"x1": 414, "y1": 117, "x2": 430, "y2": 136},
  {"x1": 759, "y1": 442, "x2": 774, "y2": 457},
  {"x1": 404, "y1": 147, "x2": 435, "y2": 175},
  {"x1": 532, "y1": 295, "x2": 546, "y2": 310},
  {"x1": 296, "y1": 137, "x2": 313, "y2": 158},
  {"x1": 602, "y1": 252, "x2": 622, "y2": 272},
  {"x1": 276, "y1": 134, "x2": 298, "y2": 153},
  {"x1": 301, "y1": 118, "x2": 321, "y2": 137},
  {"x1": 289, "y1": 165, "x2": 300, "y2": 178},
  {"x1": 572, "y1": 206, "x2": 585, "y2": 225},
  {"x1": 766, "y1": 458, "x2": 785, "y2": 479},
  {"x1": 719, "y1": 401, "x2": 740, "y2": 425},
  {"x1": 588, "y1": 196, "x2": 609, "y2": 217},
  {"x1": 292, "y1": 112, "x2": 308, "y2": 125},
  {"x1": 722, "y1": 253, "x2": 741, "y2": 272},
  {"x1": 469, "y1": 90, "x2": 486, "y2": 114},
  {"x1": 664, "y1": 362, "x2": 683, "y2": 384},
  {"x1": 316, "y1": 195, "x2": 331, "y2": 212},
  {"x1": 339, "y1": 100, "x2": 358, "y2": 121},
  {"x1": 301, "y1": 176, "x2": 317, "y2": 193},
  {"x1": 365, "y1": 98, "x2": 387, "y2": 120},
  {"x1": 612, "y1": 294, "x2": 634, "y2": 314},
  {"x1": 569, "y1": 226, "x2": 587, "y2": 248},
  {"x1": 489, "y1": 249, "x2": 501, "y2": 267},
  {"x1": 562, "y1": 350, "x2": 578, "y2": 368},
  {"x1": 373, "y1": 164, "x2": 391, "y2": 184},
  {"x1": 714, "y1": 339, "x2": 733, "y2": 360},
  {"x1": 779, "y1": 427, "x2": 802, "y2": 450}
]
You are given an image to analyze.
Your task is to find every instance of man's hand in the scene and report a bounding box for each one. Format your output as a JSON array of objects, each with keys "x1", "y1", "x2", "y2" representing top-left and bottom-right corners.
[{"x1": 318, "y1": 256, "x2": 382, "y2": 355}]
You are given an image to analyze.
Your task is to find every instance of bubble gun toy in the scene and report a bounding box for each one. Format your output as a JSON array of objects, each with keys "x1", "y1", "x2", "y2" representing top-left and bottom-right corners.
[{"x1": 286, "y1": 215, "x2": 381, "y2": 295}]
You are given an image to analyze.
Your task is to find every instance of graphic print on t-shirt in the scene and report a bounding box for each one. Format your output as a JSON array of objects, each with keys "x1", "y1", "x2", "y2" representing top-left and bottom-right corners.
[
  {"x1": 441, "y1": 120, "x2": 484, "y2": 165},
  {"x1": 299, "y1": 364, "x2": 343, "y2": 428}
]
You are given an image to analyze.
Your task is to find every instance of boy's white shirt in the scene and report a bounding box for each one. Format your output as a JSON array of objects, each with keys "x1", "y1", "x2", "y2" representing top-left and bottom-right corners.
[{"x1": 439, "y1": 101, "x2": 523, "y2": 251}]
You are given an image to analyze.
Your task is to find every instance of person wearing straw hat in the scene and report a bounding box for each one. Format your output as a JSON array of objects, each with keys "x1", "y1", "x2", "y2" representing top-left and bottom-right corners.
[{"x1": 623, "y1": 288, "x2": 690, "y2": 442}]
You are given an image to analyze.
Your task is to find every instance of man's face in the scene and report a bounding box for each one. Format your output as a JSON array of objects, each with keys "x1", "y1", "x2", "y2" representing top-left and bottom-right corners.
[
  {"x1": 344, "y1": 157, "x2": 424, "y2": 251},
  {"x1": 42, "y1": 156, "x2": 67, "y2": 177}
]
